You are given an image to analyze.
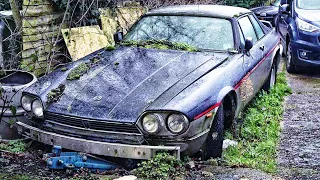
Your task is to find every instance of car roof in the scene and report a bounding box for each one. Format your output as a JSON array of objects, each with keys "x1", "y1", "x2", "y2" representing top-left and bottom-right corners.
[{"x1": 146, "y1": 5, "x2": 251, "y2": 19}]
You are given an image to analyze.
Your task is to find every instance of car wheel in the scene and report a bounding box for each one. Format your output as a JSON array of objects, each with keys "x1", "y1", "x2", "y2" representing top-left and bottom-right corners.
[
  {"x1": 201, "y1": 102, "x2": 225, "y2": 160},
  {"x1": 263, "y1": 63, "x2": 277, "y2": 91},
  {"x1": 286, "y1": 41, "x2": 296, "y2": 73}
]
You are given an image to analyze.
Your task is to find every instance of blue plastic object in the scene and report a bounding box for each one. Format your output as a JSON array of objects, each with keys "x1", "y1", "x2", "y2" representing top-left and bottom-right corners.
[{"x1": 43, "y1": 146, "x2": 118, "y2": 172}]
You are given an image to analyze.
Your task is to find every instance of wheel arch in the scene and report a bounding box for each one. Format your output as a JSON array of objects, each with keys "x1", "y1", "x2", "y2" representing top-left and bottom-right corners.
[{"x1": 217, "y1": 86, "x2": 237, "y2": 129}]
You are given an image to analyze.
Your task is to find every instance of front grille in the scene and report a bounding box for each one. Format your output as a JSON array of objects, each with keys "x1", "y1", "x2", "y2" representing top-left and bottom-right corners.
[{"x1": 45, "y1": 112, "x2": 141, "y2": 134}]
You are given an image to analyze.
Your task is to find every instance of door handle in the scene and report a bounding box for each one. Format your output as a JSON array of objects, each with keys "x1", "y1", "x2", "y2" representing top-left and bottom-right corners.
[{"x1": 259, "y1": 45, "x2": 265, "y2": 51}]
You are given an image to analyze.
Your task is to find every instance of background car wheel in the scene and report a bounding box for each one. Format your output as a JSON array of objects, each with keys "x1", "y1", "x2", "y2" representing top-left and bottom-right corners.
[
  {"x1": 263, "y1": 63, "x2": 277, "y2": 91},
  {"x1": 201, "y1": 103, "x2": 225, "y2": 160},
  {"x1": 286, "y1": 41, "x2": 296, "y2": 73}
]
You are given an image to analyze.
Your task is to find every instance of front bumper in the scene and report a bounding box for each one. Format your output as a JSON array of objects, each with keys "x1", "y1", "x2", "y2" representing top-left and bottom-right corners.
[
  {"x1": 291, "y1": 40, "x2": 320, "y2": 67},
  {"x1": 16, "y1": 121, "x2": 180, "y2": 160}
]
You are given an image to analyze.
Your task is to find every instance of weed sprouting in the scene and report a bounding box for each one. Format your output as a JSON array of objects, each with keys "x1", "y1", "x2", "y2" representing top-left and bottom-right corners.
[
  {"x1": 0, "y1": 140, "x2": 26, "y2": 153},
  {"x1": 134, "y1": 152, "x2": 185, "y2": 180},
  {"x1": 67, "y1": 62, "x2": 90, "y2": 80},
  {"x1": 47, "y1": 84, "x2": 66, "y2": 104},
  {"x1": 223, "y1": 71, "x2": 292, "y2": 173}
]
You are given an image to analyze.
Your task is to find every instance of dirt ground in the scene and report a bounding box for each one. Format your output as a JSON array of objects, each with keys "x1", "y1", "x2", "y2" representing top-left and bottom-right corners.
[{"x1": 277, "y1": 67, "x2": 320, "y2": 179}]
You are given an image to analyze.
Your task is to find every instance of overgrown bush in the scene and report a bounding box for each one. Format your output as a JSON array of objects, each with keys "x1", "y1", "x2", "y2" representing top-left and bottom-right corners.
[
  {"x1": 134, "y1": 152, "x2": 185, "y2": 180},
  {"x1": 223, "y1": 71, "x2": 292, "y2": 173}
]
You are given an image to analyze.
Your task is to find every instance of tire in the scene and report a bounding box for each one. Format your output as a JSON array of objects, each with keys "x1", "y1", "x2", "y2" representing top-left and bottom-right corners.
[
  {"x1": 201, "y1": 103, "x2": 225, "y2": 160},
  {"x1": 263, "y1": 63, "x2": 277, "y2": 91},
  {"x1": 286, "y1": 41, "x2": 296, "y2": 73}
]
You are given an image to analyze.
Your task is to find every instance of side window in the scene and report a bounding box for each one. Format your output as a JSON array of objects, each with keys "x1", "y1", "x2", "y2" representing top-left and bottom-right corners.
[
  {"x1": 238, "y1": 16, "x2": 258, "y2": 44},
  {"x1": 249, "y1": 15, "x2": 265, "y2": 39}
]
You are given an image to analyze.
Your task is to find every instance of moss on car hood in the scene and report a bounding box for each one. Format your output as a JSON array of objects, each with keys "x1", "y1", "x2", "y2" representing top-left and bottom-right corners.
[{"x1": 120, "y1": 40, "x2": 199, "y2": 52}]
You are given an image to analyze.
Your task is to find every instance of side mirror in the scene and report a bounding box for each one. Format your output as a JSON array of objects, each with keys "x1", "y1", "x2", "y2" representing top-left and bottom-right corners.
[
  {"x1": 280, "y1": 4, "x2": 290, "y2": 14},
  {"x1": 245, "y1": 37, "x2": 253, "y2": 51},
  {"x1": 113, "y1": 32, "x2": 124, "y2": 43},
  {"x1": 260, "y1": 20, "x2": 273, "y2": 29}
]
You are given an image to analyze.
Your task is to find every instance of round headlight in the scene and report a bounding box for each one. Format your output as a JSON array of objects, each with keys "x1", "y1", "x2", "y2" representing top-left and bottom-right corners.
[
  {"x1": 32, "y1": 99, "x2": 44, "y2": 117},
  {"x1": 21, "y1": 95, "x2": 33, "y2": 111},
  {"x1": 167, "y1": 114, "x2": 189, "y2": 134},
  {"x1": 142, "y1": 114, "x2": 162, "y2": 134}
]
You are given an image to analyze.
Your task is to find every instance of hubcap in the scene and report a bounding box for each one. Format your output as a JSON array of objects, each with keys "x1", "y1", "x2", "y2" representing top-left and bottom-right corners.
[{"x1": 287, "y1": 43, "x2": 292, "y2": 68}]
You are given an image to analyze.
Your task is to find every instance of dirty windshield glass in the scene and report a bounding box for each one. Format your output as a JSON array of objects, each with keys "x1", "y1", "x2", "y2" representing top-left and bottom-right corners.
[
  {"x1": 297, "y1": 0, "x2": 320, "y2": 10},
  {"x1": 125, "y1": 16, "x2": 234, "y2": 51}
]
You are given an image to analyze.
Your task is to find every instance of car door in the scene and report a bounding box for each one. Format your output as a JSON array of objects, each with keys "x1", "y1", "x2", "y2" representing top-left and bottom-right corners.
[{"x1": 237, "y1": 15, "x2": 266, "y2": 105}]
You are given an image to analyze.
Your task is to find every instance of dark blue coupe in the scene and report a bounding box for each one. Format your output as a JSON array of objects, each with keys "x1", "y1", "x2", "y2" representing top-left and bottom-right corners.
[{"x1": 17, "y1": 5, "x2": 282, "y2": 160}]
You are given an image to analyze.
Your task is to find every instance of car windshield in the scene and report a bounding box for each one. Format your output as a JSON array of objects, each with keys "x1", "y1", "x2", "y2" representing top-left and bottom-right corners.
[
  {"x1": 297, "y1": 0, "x2": 320, "y2": 10},
  {"x1": 124, "y1": 15, "x2": 234, "y2": 51},
  {"x1": 272, "y1": 0, "x2": 281, "y2": 6}
]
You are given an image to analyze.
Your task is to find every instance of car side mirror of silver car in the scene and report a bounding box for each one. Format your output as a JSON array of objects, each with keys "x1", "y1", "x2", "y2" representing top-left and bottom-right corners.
[
  {"x1": 114, "y1": 32, "x2": 124, "y2": 43},
  {"x1": 280, "y1": 4, "x2": 290, "y2": 14},
  {"x1": 244, "y1": 37, "x2": 253, "y2": 52}
]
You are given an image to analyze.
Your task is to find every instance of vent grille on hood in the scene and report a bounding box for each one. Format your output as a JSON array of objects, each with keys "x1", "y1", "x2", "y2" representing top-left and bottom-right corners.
[{"x1": 45, "y1": 112, "x2": 141, "y2": 134}]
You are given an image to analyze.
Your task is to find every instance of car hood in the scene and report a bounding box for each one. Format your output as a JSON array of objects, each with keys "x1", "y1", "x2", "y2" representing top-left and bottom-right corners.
[
  {"x1": 27, "y1": 47, "x2": 229, "y2": 123},
  {"x1": 296, "y1": 9, "x2": 320, "y2": 26},
  {"x1": 251, "y1": 6, "x2": 278, "y2": 15}
]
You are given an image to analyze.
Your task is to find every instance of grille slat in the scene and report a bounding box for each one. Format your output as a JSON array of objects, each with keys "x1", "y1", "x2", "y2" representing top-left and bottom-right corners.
[{"x1": 45, "y1": 112, "x2": 140, "y2": 134}]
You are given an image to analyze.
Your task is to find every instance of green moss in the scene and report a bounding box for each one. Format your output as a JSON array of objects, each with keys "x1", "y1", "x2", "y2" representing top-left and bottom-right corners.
[
  {"x1": 67, "y1": 63, "x2": 90, "y2": 80},
  {"x1": 105, "y1": 45, "x2": 116, "y2": 51},
  {"x1": 61, "y1": 67, "x2": 68, "y2": 72},
  {"x1": 90, "y1": 57, "x2": 100, "y2": 64},
  {"x1": 47, "y1": 84, "x2": 66, "y2": 104},
  {"x1": 121, "y1": 40, "x2": 198, "y2": 52}
]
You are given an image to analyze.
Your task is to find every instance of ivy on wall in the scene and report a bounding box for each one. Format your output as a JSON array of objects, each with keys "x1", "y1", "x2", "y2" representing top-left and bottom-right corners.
[{"x1": 225, "y1": 0, "x2": 266, "y2": 8}]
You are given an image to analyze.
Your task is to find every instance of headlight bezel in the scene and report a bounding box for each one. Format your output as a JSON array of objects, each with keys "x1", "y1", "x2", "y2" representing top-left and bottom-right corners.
[
  {"x1": 31, "y1": 99, "x2": 44, "y2": 117},
  {"x1": 141, "y1": 113, "x2": 163, "y2": 134},
  {"x1": 137, "y1": 111, "x2": 190, "y2": 136},
  {"x1": 296, "y1": 17, "x2": 320, "y2": 32},
  {"x1": 166, "y1": 113, "x2": 189, "y2": 134},
  {"x1": 21, "y1": 95, "x2": 34, "y2": 112}
]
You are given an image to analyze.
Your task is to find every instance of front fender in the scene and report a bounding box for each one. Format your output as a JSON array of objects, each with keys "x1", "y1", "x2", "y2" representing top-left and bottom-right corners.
[
  {"x1": 217, "y1": 86, "x2": 234, "y2": 103},
  {"x1": 287, "y1": 18, "x2": 299, "y2": 41}
]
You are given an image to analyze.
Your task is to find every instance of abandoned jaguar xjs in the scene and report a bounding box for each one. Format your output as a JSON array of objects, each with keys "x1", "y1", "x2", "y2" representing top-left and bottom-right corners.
[{"x1": 17, "y1": 5, "x2": 282, "y2": 160}]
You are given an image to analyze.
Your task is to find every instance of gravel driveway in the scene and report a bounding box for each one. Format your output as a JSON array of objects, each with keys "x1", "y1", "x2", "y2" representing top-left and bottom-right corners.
[{"x1": 277, "y1": 67, "x2": 320, "y2": 179}]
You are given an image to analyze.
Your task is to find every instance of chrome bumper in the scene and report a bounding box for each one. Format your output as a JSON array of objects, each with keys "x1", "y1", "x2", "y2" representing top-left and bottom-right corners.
[{"x1": 16, "y1": 122, "x2": 180, "y2": 160}]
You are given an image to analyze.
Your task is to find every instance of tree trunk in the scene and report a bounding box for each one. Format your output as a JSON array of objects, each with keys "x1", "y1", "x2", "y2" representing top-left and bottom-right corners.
[{"x1": 9, "y1": 0, "x2": 22, "y2": 31}]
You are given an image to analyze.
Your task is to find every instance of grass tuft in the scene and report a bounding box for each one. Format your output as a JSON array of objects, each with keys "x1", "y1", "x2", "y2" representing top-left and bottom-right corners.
[
  {"x1": 223, "y1": 71, "x2": 292, "y2": 173},
  {"x1": 0, "y1": 140, "x2": 26, "y2": 153},
  {"x1": 134, "y1": 152, "x2": 185, "y2": 180}
]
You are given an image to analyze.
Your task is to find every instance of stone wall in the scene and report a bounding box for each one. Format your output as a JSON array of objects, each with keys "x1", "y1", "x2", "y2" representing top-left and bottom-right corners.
[
  {"x1": 21, "y1": 0, "x2": 65, "y2": 76},
  {"x1": 62, "y1": 5, "x2": 147, "y2": 61},
  {"x1": 21, "y1": 0, "x2": 147, "y2": 76}
]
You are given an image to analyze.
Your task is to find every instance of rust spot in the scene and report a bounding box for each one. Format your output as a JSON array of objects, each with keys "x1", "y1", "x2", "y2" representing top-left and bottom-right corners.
[{"x1": 206, "y1": 113, "x2": 213, "y2": 118}]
